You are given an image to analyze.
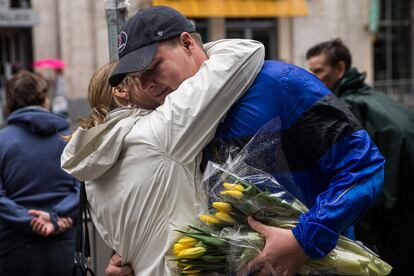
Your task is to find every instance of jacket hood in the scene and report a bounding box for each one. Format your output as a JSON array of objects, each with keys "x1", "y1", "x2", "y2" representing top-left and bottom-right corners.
[
  {"x1": 7, "y1": 106, "x2": 69, "y2": 135},
  {"x1": 61, "y1": 108, "x2": 150, "y2": 181},
  {"x1": 333, "y1": 68, "x2": 372, "y2": 97}
]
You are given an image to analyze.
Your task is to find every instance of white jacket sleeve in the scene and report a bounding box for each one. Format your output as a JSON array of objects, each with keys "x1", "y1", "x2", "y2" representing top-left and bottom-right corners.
[{"x1": 150, "y1": 39, "x2": 264, "y2": 164}]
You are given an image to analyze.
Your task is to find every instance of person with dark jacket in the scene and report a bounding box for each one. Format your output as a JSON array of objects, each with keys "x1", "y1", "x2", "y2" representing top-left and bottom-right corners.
[
  {"x1": 307, "y1": 38, "x2": 414, "y2": 274},
  {"x1": 0, "y1": 70, "x2": 80, "y2": 276}
]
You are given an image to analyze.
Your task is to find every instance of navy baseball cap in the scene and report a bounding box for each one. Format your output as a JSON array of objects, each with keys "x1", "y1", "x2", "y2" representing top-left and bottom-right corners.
[{"x1": 108, "y1": 6, "x2": 196, "y2": 86}]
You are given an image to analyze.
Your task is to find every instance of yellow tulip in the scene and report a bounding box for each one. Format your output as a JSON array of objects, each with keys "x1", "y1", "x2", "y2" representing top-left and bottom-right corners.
[
  {"x1": 177, "y1": 262, "x2": 187, "y2": 270},
  {"x1": 177, "y1": 247, "x2": 207, "y2": 259},
  {"x1": 223, "y1": 182, "x2": 245, "y2": 192},
  {"x1": 212, "y1": 202, "x2": 232, "y2": 212},
  {"x1": 220, "y1": 190, "x2": 244, "y2": 199},
  {"x1": 177, "y1": 236, "x2": 198, "y2": 246},
  {"x1": 182, "y1": 270, "x2": 202, "y2": 274},
  {"x1": 173, "y1": 242, "x2": 193, "y2": 256},
  {"x1": 215, "y1": 211, "x2": 235, "y2": 224},
  {"x1": 199, "y1": 214, "x2": 220, "y2": 225}
]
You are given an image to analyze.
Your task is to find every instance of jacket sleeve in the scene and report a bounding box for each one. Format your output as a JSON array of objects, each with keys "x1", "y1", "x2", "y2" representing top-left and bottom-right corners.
[
  {"x1": 0, "y1": 177, "x2": 35, "y2": 234},
  {"x1": 50, "y1": 178, "x2": 80, "y2": 220},
  {"x1": 292, "y1": 129, "x2": 384, "y2": 258},
  {"x1": 152, "y1": 39, "x2": 265, "y2": 164},
  {"x1": 343, "y1": 96, "x2": 401, "y2": 210},
  {"x1": 278, "y1": 68, "x2": 385, "y2": 258}
]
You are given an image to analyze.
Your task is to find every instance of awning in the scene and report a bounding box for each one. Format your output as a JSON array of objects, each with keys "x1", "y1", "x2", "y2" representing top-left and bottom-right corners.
[{"x1": 151, "y1": 0, "x2": 308, "y2": 17}]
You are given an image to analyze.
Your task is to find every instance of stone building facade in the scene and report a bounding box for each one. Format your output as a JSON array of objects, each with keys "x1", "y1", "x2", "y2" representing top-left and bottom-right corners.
[{"x1": 2, "y1": 0, "x2": 412, "y2": 124}]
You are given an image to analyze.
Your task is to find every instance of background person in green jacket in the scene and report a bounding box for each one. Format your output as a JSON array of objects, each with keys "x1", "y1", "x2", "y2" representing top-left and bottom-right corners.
[{"x1": 306, "y1": 38, "x2": 414, "y2": 275}]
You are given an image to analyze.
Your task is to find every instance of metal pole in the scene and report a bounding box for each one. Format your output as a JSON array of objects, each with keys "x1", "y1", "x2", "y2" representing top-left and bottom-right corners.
[{"x1": 105, "y1": 0, "x2": 128, "y2": 60}]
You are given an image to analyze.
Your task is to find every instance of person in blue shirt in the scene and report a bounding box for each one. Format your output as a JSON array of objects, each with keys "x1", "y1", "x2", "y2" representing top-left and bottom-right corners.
[
  {"x1": 0, "y1": 70, "x2": 80, "y2": 276},
  {"x1": 106, "y1": 6, "x2": 384, "y2": 276}
]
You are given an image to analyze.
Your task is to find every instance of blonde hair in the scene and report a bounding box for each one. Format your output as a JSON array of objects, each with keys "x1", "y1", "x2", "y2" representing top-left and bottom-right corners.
[
  {"x1": 80, "y1": 60, "x2": 140, "y2": 129},
  {"x1": 65, "y1": 61, "x2": 137, "y2": 141},
  {"x1": 78, "y1": 60, "x2": 120, "y2": 129}
]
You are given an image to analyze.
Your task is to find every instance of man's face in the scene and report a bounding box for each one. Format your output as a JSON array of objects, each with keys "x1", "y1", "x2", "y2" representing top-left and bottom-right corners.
[
  {"x1": 130, "y1": 38, "x2": 204, "y2": 107},
  {"x1": 307, "y1": 53, "x2": 342, "y2": 90}
]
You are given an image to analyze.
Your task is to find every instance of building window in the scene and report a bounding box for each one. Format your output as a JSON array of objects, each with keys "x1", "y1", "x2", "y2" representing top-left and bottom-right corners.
[
  {"x1": 10, "y1": 0, "x2": 31, "y2": 8},
  {"x1": 225, "y1": 19, "x2": 277, "y2": 60},
  {"x1": 0, "y1": 28, "x2": 33, "y2": 124},
  {"x1": 374, "y1": 0, "x2": 412, "y2": 81},
  {"x1": 191, "y1": 18, "x2": 209, "y2": 43}
]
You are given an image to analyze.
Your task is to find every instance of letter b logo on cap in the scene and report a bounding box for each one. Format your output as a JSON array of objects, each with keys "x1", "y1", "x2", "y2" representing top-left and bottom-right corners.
[{"x1": 118, "y1": 31, "x2": 128, "y2": 53}]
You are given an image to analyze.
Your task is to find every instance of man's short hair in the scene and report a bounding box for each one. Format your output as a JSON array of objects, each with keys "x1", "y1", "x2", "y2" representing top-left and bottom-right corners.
[
  {"x1": 5, "y1": 70, "x2": 49, "y2": 114},
  {"x1": 306, "y1": 38, "x2": 352, "y2": 70}
]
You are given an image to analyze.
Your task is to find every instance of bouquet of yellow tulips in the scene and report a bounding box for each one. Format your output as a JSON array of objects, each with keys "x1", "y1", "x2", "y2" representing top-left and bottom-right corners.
[{"x1": 170, "y1": 162, "x2": 392, "y2": 275}]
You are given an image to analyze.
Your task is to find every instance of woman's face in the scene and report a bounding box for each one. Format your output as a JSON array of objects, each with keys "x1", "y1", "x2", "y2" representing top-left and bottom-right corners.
[{"x1": 123, "y1": 78, "x2": 160, "y2": 110}]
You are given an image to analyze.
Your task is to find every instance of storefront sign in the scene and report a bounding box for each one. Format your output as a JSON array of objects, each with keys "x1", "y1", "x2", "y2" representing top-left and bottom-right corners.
[
  {"x1": 0, "y1": 9, "x2": 38, "y2": 27},
  {"x1": 152, "y1": 0, "x2": 308, "y2": 17}
]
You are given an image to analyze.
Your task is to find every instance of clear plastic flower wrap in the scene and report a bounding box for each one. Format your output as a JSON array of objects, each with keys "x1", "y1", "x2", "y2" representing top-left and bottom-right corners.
[{"x1": 170, "y1": 118, "x2": 392, "y2": 275}]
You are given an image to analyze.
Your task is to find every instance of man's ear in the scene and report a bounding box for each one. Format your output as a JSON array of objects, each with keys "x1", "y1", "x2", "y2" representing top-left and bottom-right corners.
[
  {"x1": 179, "y1": 32, "x2": 194, "y2": 53},
  {"x1": 112, "y1": 86, "x2": 129, "y2": 102},
  {"x1": 336, "y1": 61, "x2": 347, "y2": 79}
]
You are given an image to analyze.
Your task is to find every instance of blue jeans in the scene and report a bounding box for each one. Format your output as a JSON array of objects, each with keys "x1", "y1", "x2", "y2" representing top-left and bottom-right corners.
[{"x1": 0, "y1": 240, "x2": 77, "y2": 276}]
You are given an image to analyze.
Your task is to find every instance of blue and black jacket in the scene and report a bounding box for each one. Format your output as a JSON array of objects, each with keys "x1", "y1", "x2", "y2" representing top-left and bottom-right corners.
[
  {"x1": 0, "y1": 107, "x2": 80, "y2": 256},
  {"x1": 204, "y1": 61, "x2": 385, "y2": 258}
]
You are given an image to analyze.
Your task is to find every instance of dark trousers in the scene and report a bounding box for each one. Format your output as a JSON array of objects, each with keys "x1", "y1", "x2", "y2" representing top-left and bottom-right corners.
[{"x1": 0, "y1": 240, "x2": 77, "y2": 276}]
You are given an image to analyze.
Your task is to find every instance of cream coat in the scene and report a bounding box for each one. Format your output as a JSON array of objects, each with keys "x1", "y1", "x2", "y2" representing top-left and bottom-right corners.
[{"x1": 61, "y1": 39, "x2": 264, "y2": 275}]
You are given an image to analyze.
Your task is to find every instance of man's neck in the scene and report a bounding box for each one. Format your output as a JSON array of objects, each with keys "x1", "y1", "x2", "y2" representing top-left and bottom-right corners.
[{"x1": 194, "y1": 46, "x2": 209, "y2": 68}]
